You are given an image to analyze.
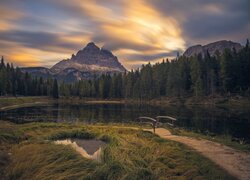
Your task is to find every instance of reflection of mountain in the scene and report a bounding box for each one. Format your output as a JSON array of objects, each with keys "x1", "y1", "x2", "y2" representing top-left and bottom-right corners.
[
  {"x1": 55, "y1": 139, "x2": 106, "y2": 162},
  {"x1": 21, "y1": 42, "x2": 126, "y2": 82}
]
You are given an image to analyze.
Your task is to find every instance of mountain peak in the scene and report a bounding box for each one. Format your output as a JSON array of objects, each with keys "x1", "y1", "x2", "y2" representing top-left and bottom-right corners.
[
  {"x1": 86, "y1": 42, "x2": 98, "y2": 48},
  {"x1": 87, "y1": 42, "x2": 96, "y2": 46},
  {"x1": 50, "y1": 42, "x2": 126, "y2": 75},
  {"x1": 183, "y1": 40, "x2": 242, "y2": 57},
  {"x1": 83, "y1": 42, "x2": 100, "y2": 52}
]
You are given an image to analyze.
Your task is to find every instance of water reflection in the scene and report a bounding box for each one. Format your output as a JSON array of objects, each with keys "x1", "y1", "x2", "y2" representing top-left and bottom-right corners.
[
  {"x1": 0, "y1": 103, "x2": 250, "y2": 142},
  {"x1": 55, "y1": 139, "x2": 106, "y2": 162}
]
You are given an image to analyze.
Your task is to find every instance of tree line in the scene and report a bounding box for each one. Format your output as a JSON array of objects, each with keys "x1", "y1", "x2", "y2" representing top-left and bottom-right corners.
[
  {"x1": 0, "y1": 40, "x2": 249, "y2": 99},
  {"x1": 0, "y1": 57, "x2": 59, "y2": 98},
  {"x1": 60, "y1": 40, "x2": 250, "y2": 99}
]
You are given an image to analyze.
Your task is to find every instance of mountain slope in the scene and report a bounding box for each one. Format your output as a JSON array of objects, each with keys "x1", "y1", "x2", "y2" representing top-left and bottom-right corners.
[{"x1": 20, "y1": 67, "x2": 52, "y2": 78}]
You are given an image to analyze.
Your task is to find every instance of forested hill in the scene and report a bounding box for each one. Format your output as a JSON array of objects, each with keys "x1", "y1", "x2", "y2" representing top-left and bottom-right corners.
[
  {"x1": 0, "y1": 40, "x2": 250, "y2": 99},
  {"x1": 0, "y1": 59, "x2": 59, "y2": 98}
]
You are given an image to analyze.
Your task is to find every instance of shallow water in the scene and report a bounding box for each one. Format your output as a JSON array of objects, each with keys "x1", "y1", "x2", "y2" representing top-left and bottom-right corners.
[
  {"x1": 1, "y1": 103, "x2": 250, "y2": 142},
  {"x1": 55, "y1": 139, "x2": 106, "y2": 162}
]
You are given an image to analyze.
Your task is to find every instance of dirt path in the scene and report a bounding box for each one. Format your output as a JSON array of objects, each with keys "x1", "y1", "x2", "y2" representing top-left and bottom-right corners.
[{"x1": 146, "y1": 128, "x2": 250, "y2": 180}]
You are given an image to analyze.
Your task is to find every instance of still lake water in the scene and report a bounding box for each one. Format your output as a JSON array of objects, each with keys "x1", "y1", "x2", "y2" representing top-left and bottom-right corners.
[{"x1": 1, "y1": 103, "x2": 250, "y2": 142}]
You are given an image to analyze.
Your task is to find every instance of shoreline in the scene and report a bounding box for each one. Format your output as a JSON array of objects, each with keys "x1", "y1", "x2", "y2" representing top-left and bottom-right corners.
[
  {"x1": 1, "y1": 96, "x2": 250, "y2": 109},
  {"x1": 0, "y1": 102, "x2": 51, "y2": 111}
]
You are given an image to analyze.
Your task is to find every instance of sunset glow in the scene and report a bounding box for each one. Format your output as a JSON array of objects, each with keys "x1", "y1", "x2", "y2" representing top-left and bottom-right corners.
[{"x1": 0, "y1": 0, "x2": 249, "y2": 69}]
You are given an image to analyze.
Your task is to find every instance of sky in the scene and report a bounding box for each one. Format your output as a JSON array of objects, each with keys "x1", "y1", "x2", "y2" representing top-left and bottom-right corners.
[{"x1": 0, "y1": 0, "x2": 249, "y2": 69}]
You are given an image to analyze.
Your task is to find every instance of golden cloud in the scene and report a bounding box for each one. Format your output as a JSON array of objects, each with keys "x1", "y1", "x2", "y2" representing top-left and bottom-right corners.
[
  {"x1": 8, "y1": 53, "x2": 41, "y2": 67},
  {"x1": 0, "y1": 0, "x2": 186, "y2": 69},
  {"x1": 0, "y1": 40, "x2": 69, "y2": 67},
  {"x1": 59, "y1": 35, "x2": 91, "y2": 45},
  {"x1": 80, "y1": 0, "x2": 186, "y2": 66}
]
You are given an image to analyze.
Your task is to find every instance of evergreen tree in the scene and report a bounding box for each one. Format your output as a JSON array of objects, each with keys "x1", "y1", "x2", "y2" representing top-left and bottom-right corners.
[
  {"x1": 52, "y1": 79, "x2": 59, "y2": 99},
  {"x1": 220, "y1": 49, "x2": 234, "y2": 93},
  {"x1": 190, "y1": 55, "x2": 204, "y2": 96}
]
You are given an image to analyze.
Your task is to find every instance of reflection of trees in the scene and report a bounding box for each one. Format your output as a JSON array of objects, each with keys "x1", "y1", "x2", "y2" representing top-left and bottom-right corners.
[
  {"x1": 52, "y1": 104, "x2": 59, "y2": 122},
  {"x1": 2, "y1": 104, "x2": 250, "y2": 142},
  {"x1": 185, "y1": 106, "x2": 229, "y2": 135}
]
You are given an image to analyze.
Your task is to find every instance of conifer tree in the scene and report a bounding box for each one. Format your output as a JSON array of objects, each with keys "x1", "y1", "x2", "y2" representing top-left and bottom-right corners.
[{"x1": 52, "y1": 79, "x2": 59, "y2": 99}]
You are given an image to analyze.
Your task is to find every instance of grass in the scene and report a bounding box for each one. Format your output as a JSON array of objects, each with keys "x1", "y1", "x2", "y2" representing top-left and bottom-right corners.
[
  {"x1": 0, "y1": 121, "x2": 234, "y2": 179},
  {"x1": 167, "y1": 126, "x2": 250, "y2": 152}
]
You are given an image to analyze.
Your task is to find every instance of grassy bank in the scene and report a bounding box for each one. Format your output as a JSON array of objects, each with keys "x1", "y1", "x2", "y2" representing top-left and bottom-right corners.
[
  {"x1": 0, "y1": 97, "x2": 126, "y2": 110},
  {"x1": 0, "y1": 121, "x2": 234, "y2": 179},
  {"x1": 0, "y1": 96, "x2": 55, "y2": 110}
]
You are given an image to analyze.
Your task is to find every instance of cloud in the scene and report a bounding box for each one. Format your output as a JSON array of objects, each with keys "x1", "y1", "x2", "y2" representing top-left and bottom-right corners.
[
  {"x1": 0, "y1": 40, "x2": 70, "y2": 67},
  {"x1": 0, "y1": 30, "x2": 91, "y2": 53},
  {"x1": 76, "y1": 0, "x2": 186, "y2": 67},
  {"x1": 0, "y1": 29, "x2": 90, "y2": 67},
  {"x1": 147, "y1": 0, "x2": 250, "y2": 45},
  {"x1": 0, "y1": 4, "x2": 24, "y2": 31},
  {"x1": 0, "y1": 0, "x2": 249, "y2": 69},
  {"x1": 119, "y1": 52, "x2": 177, "y2": 63}
]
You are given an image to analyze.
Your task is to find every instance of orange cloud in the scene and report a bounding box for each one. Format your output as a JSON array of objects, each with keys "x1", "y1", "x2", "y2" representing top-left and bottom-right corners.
[
  {"x1": 79, "y1": 0, "x2": 186, "y2": 64},
  {"x1": 7, "y1": 53, "x2": 41, "y2": 67},
  {"x1": 0, "y1": 0, "x2": 186, "y2": 69},
  {"x1": 59, "y1": 35, "x2": 90, "y2": 45},
  {"x1": 0, "y1": 40, "x2": 70, "y2": 67}
]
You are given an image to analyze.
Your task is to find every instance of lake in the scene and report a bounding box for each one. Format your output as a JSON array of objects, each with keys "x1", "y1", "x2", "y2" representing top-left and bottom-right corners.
[{"x1": 0, "y1": 103, "x2": 250, "y2": 142}]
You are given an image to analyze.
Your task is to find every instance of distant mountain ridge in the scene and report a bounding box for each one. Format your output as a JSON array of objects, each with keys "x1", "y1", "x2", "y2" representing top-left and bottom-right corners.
[
  {"x1": 21, "y1": 42, "x2": 126, "y2": 82},
  {"x1": 183, "y1": 40, "x2": 242, "y2": 57},
  {"x1": 21, "y1": 40, "x2": 243, "y2": 82}
]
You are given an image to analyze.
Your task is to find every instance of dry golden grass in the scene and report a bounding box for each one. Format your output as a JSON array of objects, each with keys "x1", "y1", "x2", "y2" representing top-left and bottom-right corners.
[{"x1": 0, "y1": 121, "x2": 234, "y2": 179}]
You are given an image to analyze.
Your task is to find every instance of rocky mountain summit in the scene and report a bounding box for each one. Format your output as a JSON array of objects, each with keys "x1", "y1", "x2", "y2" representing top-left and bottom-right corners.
[
  {"x1": 21, "y1": 42, "x2": 126, "y2": 82},
  {"x1": 51, "y1": 42, "x2": 126, "y2": 74},
  {"x1": 183, "y1": 40, "x2": 242, "y2": 57}
]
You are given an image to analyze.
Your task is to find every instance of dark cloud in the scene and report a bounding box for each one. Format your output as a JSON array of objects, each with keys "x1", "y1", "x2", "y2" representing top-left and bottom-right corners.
[
  {"x1": 148, "y1": 0, "x2": 250, "y2": 45},
  {"x1": 93, "y1": 34, "x2": 157, "y2": 52},
  {"x1": 0, "y1": 30, "x2": 84, "y2": 53},
  {"x1": 184, "y1": 13, "x2": 249, "y2": 39},
  {"x1": 122, "y1": 52, "x2": 177, "y2": 62}
]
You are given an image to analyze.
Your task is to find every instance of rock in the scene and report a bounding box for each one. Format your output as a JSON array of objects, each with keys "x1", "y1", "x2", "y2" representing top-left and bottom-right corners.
[
  {"x1": 183, "y1": 40, "x2": 242, "y2": 57},
  {"x1": 51, "y1": 42, "x2": 126, "y2": 74}
]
